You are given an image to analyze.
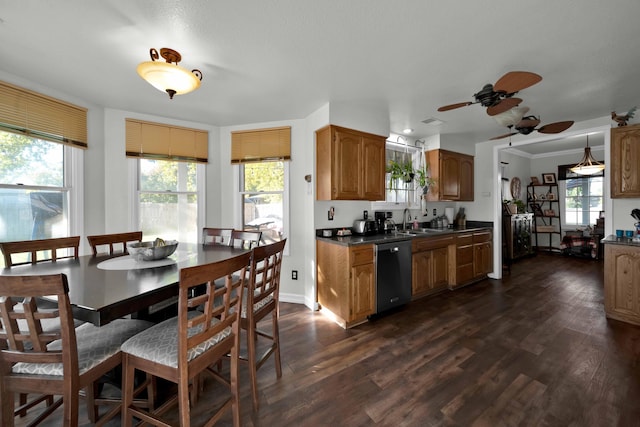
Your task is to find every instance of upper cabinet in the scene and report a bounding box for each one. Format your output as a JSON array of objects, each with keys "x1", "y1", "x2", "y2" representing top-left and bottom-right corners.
[
  {"x1": 425, "y1": 149, "x2": 474, "y2": 201},
  {"x1": 611, "y1": 124, "x2": 640, "y2": 198},
  {"x1": 316, "y1": 125, "x2": 386, "y2": 201}
]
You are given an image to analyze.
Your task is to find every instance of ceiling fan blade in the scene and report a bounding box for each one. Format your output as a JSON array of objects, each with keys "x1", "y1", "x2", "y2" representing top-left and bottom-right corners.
[
  {"x1": 538, "y1": 120, "x2": 574, "y2": 134},
  {"x1": 437, "y1": 102, "x2": 473, "y2": 112},
  {"x1": 494, "y1": 71, "x2": 542, "y2": 94},
  {"x1": 490, "y1": 132, "x2": 518, "y2": 141},
  {"x1": 486, "y1": 98, "x2": 522, "y2": 116}
]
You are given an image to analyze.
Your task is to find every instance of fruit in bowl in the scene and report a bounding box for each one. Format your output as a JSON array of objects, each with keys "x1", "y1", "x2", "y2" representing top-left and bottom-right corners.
[{"x1": 127, "y1": 238, "x2": 178, "y2": 261}]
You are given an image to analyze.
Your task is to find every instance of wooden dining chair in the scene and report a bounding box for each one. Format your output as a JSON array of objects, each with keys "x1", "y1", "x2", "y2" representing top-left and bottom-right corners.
[
  {"x1": 0, "y1": 236, "x2": 80, "y2": 267},
  {"x1": 121, "y1": 251, "x2": 251, "y2": 427},
  {"x1": 86, "y1": 231, "x2": 143, "y2": 256},
  {"x1": 229, "y1": 230, "x2": 262, "y2": 249},
  {"x1": 0, "y1": 273, "x2": 153, "y2": 427},
  {"x1": 241, "y1": 239, "x2": 286, "y2": 411},
  {"x1": 202, "y1": 227, "x2": 234, "y2": 246}
]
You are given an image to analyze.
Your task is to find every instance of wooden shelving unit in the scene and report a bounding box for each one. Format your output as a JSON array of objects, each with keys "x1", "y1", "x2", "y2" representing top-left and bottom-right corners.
[{"x1": 527, "y1": 183, "x2": 562, "y2": 252}]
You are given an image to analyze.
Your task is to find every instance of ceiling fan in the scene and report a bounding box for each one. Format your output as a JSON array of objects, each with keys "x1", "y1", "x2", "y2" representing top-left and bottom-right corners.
[
  {"x1": 490, "y1": 116, "x2": 574, "y2": 140},
  {"x1": 437, "y1": 71, "x2": 542, "y2": 116}
]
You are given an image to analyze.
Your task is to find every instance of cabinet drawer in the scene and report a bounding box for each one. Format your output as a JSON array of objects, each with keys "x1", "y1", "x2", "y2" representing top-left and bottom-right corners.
[
  {"x1": 456, "y1": 234, "x2": 473, "y2": 246},
  {"x1": 412, "y1": 235, "x2": 455, "y2": 252},
  {"x1": 473, "y1": 231, "x2": 492, "y2": 243},
  {"x1": 350, "y1": 245, "x2": 374, "y2": 266}
]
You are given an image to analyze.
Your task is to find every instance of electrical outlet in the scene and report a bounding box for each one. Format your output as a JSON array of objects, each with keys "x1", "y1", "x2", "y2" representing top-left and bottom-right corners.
[
  {"x1": 432, "y1": 208, "x2": 437, "y2": 216},
  {"x1": 292, "y1": 270, "x2": 298, "y2": 280}
]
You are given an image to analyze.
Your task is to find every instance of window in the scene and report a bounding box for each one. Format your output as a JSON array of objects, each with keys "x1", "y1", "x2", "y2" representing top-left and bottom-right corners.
[
  {"x1": 564, "y1": 176, "x2": 603, "y2": 226},
  {"x1": 0, "y1": 131, "x2": 78, "y2": 267},
  {"x1": 136, "y1": 158, "x2": 203, "y2": 243},
  {"x1": 239, "y1": 161, "x2": 286, "y2": 244}
]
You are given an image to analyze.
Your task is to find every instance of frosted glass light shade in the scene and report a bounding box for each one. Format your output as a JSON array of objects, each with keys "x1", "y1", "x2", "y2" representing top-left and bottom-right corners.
[
  {"x1": 137, "y1": 61, "x2": 201, "y2": 97},
  {"x1": 493, "y1": 106, "x2": 530, "y2": 127}
]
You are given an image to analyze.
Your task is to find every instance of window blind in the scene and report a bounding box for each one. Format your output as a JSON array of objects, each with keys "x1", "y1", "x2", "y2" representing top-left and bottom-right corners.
[
  {"x1": 0, "y1": 80, "x2": 88, "y2": 148},
  {"x1": 125, "y1": 118, "x2": 208, "y2": 163},
  {"x1": 231, "y1": 126, "x2": 291, "y2": 163}
]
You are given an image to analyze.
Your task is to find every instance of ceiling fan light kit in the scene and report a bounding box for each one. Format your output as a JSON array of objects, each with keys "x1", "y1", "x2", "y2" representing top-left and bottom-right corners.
[{"x1": 137, "y1": 48, "x2": 203, "y2": 99}]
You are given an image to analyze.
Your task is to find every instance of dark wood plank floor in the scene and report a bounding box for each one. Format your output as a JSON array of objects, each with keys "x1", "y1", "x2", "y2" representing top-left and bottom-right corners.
[{"x1": 16, "y1": 253, "x2": 640, "y2": 426}]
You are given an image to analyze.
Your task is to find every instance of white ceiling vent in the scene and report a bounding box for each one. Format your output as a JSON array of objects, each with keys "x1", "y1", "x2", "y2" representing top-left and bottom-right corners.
[{"x1": 421, "y1": 117, "x2": 444, "y2": 126}]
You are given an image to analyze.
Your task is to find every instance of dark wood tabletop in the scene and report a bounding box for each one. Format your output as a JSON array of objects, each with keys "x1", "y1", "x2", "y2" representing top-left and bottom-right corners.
[{"x1": 0, "y1": 243, "x2": 249, "y2": 326}]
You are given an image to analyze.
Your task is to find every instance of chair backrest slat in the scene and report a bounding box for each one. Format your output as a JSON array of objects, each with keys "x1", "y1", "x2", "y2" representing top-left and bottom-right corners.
[
  {"x1": 229, "y1": 230, "x2": 262, "y2": 249},
  {"x1": 0, "y1": 273, "x2": 77, "y2": 368},
  {"x1": 86, "y1": 231, "x2": 143, "y2": 256},
  {"x1": 0, "y1": 237, "x2": 80, "y2": 267},
  {"x1": 202, "y1": 227, "x2": 233, "y2": 246},
  {"x1": 248, "y1": 239, "x2": 286, "y2": 312},
  {"x1": 177, "y1": 252, "x2": 251, "y2": 368}
]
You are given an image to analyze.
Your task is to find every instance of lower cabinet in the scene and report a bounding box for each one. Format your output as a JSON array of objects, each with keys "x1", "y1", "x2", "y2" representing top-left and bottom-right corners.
[
  {"x1": 411, "y1": 236, "x2": 455, "y2": 298},
  {"x1": 604, "y1": 243, "x2": 640, "y2": 325},
  {"x1": 455, "y1": 230, "x2": 493, "y2": 287},
  {"x1": 316, "y1": 240, "x2": 375, "y2": 328}
]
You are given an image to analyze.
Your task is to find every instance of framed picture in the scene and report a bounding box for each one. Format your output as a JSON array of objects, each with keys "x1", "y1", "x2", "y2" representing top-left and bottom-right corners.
[
  {"x1": 530, "y1": 202, "x2": 543, "y2": 217},
  {"x1": 530, "y1": 176, "x2": 541, "y2": 185},
  {"x1": 544, "y1": 209, "x2": 556, "y2": 217},
  {"x1": 542, "y1": 173, "x2": 556, "y2": 184},
  {"x1": 546, "y1": 192, "x2": 556, "y2": 200}
]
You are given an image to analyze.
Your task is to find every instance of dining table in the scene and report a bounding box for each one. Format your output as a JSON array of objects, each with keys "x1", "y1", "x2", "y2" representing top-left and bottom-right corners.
[{"x1": 0, "y1": 242, "x2": 250, "y2": 326}]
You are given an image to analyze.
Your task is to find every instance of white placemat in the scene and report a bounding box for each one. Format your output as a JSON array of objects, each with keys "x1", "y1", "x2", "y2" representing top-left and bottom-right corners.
[{"x1": 97, "y1": 251, "x2": 193, "y2": 270}]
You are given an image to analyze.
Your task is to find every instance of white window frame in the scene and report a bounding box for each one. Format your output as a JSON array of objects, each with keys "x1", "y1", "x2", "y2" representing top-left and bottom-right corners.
[
  {"x1": 235, "y1": 161, "x2": 289, "y2": 256},
  {"x1": 129, "y1": 159, "x2": 205, "y2": 242},
  {"x1": 372, "y1": 141, "x2": 422, "y2": 210},
  {"x1": 561, "y1": 175, "x2": 603, "y2": 227},
  {"x1": 0, "y1": 142, "x2": 83, "y2": 238}
]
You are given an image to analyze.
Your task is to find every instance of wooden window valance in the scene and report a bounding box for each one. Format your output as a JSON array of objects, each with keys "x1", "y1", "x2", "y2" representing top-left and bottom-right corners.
[
  {"x1": 125, "y1": 118, "x2": 208, "y2": 163},
  {"x1": 231, "y1": 126, "x2": 291, "y2": 163},
  {"x1": 0, "y1": 80, "x2": 88, "y2": 149}
]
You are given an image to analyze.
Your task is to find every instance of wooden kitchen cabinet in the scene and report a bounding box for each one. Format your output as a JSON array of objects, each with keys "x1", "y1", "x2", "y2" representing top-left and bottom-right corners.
[
  {"x1": 425, "y1": 149, "x2": 474, "y2": 201},
  {"x1": 411, "y1": 235, "x2": 455, "y2": 298},
  {"x1": 473, "y1": 231, "x2": 493, "y2": 279},
  {"x1": 455, "y1": 230, "x2": 492, "y2": 287},
  {"x1": 316, "y1": 125, "x2": 386, "y2": 200},
  {"x1": 611, "y1": 124, "x2": 640, "y2": 198},
  {"x1": 316, "y1": 240, "x2": 375, "y2": 328},
  {"x1": 604, "y1": 243, "x2": 640, "y2": 325}
]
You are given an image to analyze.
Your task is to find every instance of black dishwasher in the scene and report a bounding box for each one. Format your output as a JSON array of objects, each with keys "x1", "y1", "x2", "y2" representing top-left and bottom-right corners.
[{"x1": 375, "y1": 240, "x2": 412, "y2": 314}]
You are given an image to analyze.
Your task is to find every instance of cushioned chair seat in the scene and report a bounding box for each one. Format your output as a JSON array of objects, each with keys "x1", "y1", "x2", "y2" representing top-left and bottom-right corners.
[
  {"x1": 121, "y1": 311, "x2": 231, "y2": 368},
  {"x1": 241, "y1": 291, "x2": 273, "y2": 318},
  {"x1": 12, "y1": 319, "x2": 152, "y2": 376}
]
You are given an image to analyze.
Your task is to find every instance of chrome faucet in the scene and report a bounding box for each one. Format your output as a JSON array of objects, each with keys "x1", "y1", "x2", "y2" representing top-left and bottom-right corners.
[{"x1": 403, "y1": 208, "x2": 411, "y2": 231}]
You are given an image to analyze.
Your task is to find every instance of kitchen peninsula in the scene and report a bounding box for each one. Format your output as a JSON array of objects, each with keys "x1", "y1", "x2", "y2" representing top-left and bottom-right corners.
[
  {"x1": 316, "y1": 226, "x2": 492, "y2": 328},
  {"x1": 602, "y1": 235, "x2": 640, "y2": 325}
]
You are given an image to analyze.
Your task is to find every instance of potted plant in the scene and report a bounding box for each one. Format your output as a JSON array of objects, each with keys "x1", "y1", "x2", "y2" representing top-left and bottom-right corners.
[{"x1": 415, "y1": 165, "x2": 436, "y2": 193}]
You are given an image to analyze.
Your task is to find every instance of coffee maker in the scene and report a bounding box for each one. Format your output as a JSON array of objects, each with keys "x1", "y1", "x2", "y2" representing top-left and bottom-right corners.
[{"x1": 374, "y1": 211, "x2": 395, "y2": 233}]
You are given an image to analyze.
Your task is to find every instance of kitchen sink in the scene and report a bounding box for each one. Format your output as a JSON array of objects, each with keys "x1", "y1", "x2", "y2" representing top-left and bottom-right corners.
[{"x1": 396, "y1": 228, "x2": 449, "y2": 236}]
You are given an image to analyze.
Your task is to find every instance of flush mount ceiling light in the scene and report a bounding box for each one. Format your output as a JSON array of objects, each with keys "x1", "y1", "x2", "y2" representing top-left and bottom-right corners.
[
  {"x1": 137, "y1": 48, "x2": 203, "y2": 99},
  {"x1": 402, "y1": 128, "x2": 413, "y2": 134},
  {"x1": 570, "y1": 134, "x2": 605, "y2": 175}
]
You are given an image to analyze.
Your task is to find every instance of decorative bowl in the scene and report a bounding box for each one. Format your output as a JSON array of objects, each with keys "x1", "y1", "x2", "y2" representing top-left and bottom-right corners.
[{"x1": 127, "y1": 240, "x2": 178, "y2": 261}]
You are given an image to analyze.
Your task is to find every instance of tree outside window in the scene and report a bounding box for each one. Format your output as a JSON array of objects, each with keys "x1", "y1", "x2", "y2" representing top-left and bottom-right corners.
[{"x1": 240, "y1": 161, "x2": 285, "y2": 243}]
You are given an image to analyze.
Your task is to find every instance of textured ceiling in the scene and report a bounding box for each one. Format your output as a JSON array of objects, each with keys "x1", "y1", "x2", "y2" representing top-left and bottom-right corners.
[{"x1": 1, "y1": 0, "x2": 638, "y2": 148}]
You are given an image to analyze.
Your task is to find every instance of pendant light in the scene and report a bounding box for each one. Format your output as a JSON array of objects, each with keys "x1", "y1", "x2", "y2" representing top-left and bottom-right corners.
[
  {"x1": 570, "y1": 134, "x2": 604, "y2": 175},
  {"x1": 137, "y1": 48, "x2": 203, "y2": 99}
]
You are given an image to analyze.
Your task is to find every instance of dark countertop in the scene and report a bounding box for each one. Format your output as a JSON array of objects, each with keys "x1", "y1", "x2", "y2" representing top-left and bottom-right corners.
[
  {"x1": 601, "y1": 234, "x2": 640, "y2": 247},
  {"x1": 316, "y1": 227, "x2": 492, "y2": 246}
]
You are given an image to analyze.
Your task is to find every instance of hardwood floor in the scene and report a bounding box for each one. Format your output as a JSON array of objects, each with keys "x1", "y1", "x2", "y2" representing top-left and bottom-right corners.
[{"x1": 15, "y1": 253, "x2": 640, "y2": 426}]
